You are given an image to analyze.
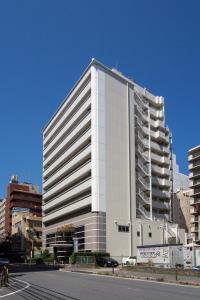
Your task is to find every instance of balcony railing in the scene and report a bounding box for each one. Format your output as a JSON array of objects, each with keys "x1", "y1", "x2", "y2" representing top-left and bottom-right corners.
[
  {"x1": 137, "y1": 159, "x2": 150, "y2": 176},
  {"x1": 137, "y1": 188, "x2": 150, "y2": 205},
  {"x1": 137, "y1": 175, "x2": 150, "y2": 190},
  {"x1": 137, "y1": 132, "x2": 149, "y2": 149},
  {"x1": 137, "y1": 203, "x2": 150, "y2": 219}
]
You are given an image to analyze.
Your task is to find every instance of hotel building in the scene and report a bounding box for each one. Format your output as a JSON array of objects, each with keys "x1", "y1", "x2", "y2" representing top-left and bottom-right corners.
[{"x1": 43, "y1": 59, "x2": 174, "y2": 259}]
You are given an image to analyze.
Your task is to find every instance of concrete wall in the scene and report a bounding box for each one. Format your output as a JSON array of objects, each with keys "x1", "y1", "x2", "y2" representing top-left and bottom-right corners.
[
  {"x1": 173, "y1": 189, "x2": 191, "y2": 232},
  {"x1": 99, "y1": 67, "x2": 132, "y2": 257}
]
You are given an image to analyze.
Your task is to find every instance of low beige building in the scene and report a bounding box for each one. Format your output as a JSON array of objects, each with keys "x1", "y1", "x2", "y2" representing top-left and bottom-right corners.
[
  {"x1": 173, "y1": 189, "x2": 192, "y2": 233},
  {"x1": 12, "y1": 209, "x2": 42, "y2": 257}
]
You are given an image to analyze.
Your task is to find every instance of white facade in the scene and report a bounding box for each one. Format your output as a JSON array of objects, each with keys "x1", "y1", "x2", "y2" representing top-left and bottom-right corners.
[
  {"x1": 188, "y1": 145, "x2": 200, "y2": 244},
  {"x1": 0, "y1": 199, "x2": 6, "y2": 239},
  {"x1": 173, "y1": 153, "x2": 189, "y2": 192},
  {"x1": 43, "y1": 59, "x2": 175, "y2": 258}
]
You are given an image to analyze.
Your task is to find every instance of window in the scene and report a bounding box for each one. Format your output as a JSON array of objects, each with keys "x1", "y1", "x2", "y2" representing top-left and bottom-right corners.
[
  {"x1": 149, "y1": 232, "x2": 152, "y2": 238},
  {"x1": 118, "y1": 225, "x2": 129, "y2": 232},
  {"x1": 137, "y1": 231, "x2": 140, "y2": 237}
]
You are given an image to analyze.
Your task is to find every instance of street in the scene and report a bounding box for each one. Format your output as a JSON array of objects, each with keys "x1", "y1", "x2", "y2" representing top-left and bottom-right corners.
[{"x1": 0, "y1": 269, "x2": 199, "y2": 300}]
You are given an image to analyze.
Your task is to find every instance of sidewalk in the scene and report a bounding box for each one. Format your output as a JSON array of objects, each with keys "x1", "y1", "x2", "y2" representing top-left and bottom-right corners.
[{"x1": 62, "y1": 265, "x2": 200, "y2": 286}]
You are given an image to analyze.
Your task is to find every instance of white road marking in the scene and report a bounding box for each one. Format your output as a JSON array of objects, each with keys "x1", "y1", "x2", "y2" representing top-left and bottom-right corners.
[{"x1": 0, "y1": 278, "x2": 30, "y2": 298}]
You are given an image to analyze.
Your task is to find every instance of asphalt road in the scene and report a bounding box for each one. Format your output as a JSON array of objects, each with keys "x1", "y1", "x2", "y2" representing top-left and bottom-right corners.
[{"x1": 1, "y1": 269, "x2": 200, "y2": 300}]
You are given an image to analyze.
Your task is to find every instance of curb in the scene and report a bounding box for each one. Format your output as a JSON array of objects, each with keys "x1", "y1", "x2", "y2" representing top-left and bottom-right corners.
[{"x1": 59, "y1": 268, "x2": 200, "y2": 287}]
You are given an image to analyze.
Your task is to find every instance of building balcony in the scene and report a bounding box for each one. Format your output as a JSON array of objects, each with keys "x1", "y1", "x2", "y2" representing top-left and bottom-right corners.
[
  {"x1": 150, "y1": 107, "x2": 164, "y2": 119},
  {"x1": 137, "y1": 203, "x2": 150, "y2": 219},
  {"x1": 153, "y1": 95, "x2": 164, "y2": 107},
  {"x1": 43, "y1": 145, "x2": 91, "y2": 190},
  {"x1": 136, "y1": 122, "x2": 149, "y2": 137},
  {"x1": 191, "y1": 216, "x2": 199, "y2": 224},
  {"x1": 189, "y1": 171, "x2": 200, "y2": 179},
  {"x1": 153, "y1": 212, "x2": 169, "y2": 221},
  {"x1": 137, "y1": 175, "x2": 150, "y2": 191},
  {"x1": 151, "y1": 152, "x2": 170, "y2": 166},
  {"x1": 43, "y1": 161, "x2": 91, "y2": 201},
  {"x1": 151, "y1": 141, "x2": 169, "y2": 155},
  {"x1": 44, "y1": 98, "x2": 91, "y2": 156},
  {"x1": 152, "y1": 188, "x2": 170, "y2": 199},
  {"x1": 137, "y1": 145, "x2": 149, "y2": 163},
  {"x1": 150, "y1": 119, "x2": 166, "y2": 130},
  {"x1": 137, "y1": 159, "x2": 150, "y2": 176},
  {"x1": 188, "y1": 152, "x2": 200, "y2": 162},
  {"x1": 43, "y1": 129, "x2": 91, "y2": 178},
  {"x1": 44, "y1": 81, "x2": 91, "y2": 146},
  {"x1": 152, "y1": 176, "x2": 171, "y2": 187},
  {"x1": 135, "y1": 104, "x2": 148, "y2": 122},
  {"x1": 44, "y1": 114, "x2": 91, "y2": 167},
  {"x1": 193, "y1": 190, "x2": 200, "y2": 198},
  {"x1": 189, "y1": 161, "x2": 200, "y2": 170},
  {"x1": 191, "y1": 226, "x2": 199, "y2": 233},
  {"x1": 151, "y1": 164, "x2": 170, "y2": 176},
  {"x1": 151, "y1": 130, "x2": 168, "y2": 143},
  {"x1": 137, "y1": 188, "x2": 150, "y2": 205},
  {"x1": 189, "y1": 180, "x2": 200, "y2": 188},
  {"x1": 43, "y1": 178, "x2": 91, "y2": 212},
  {"x1": 137, "y1": 132, "x2": 149, "y2": 149},
  {"x1": 43, "y1": 195, "x2": 91, "y2": 223},
  {"x1": 190, "y1": 207, "x2": 198, "y2": 215},
  {"x1": 152, "y1": 200, "x2": 170, "y2": 211}
]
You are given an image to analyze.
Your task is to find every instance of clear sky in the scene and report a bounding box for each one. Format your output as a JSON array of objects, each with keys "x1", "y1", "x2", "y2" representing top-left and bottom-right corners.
[{"x1": 0, "y1": 0, "x2": 199, "y2": 196}]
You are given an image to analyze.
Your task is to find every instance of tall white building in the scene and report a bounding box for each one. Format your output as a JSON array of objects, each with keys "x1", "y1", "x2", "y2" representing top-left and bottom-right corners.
[
  {"x1": 42, "y1": 59, "x2": 173, "y2": 259},
  {"x1": 188, "y1": 145, "x2": 200, "y2": 244}
]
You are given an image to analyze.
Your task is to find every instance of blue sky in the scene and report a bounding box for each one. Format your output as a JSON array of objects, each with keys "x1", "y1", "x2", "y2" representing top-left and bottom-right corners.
[{"x1": 0, "y1": 0, "x2": 199, "y2": 196}]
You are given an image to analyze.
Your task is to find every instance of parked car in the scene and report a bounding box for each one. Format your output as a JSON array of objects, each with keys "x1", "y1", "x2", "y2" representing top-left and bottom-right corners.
[
  {"x1": 96, "y1": 257, "x2": 119, "y2": 267},
  {"x1": 122, "y1": 256, "x2": 137, "y2": 266},
  {"x1": 0, "y1": 258, "x2": 10, "y2": 266}
]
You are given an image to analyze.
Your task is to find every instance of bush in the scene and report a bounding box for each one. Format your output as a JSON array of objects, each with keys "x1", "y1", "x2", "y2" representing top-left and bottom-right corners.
[
  {"x1": 35, "y1": 258, "x2": 45, "y2": 265},
  {"x1": 69, "y1": 252, "x2": 110, "y2": 264},
  {"x1": 32, "y1": 249, "x2": 54, "y2": 264},
  {"x1": 43, "y1": 256, "x2": 54, "y2": 263}
]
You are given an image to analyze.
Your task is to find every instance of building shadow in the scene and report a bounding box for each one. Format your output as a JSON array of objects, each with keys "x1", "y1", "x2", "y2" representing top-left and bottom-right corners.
[{"x1": 7, "y1": 278, "x2": 80, "y2": 300}]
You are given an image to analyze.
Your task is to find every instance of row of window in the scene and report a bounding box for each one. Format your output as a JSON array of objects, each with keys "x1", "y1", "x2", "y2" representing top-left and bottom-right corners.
[
  {"x1": 44, "y1": 75, "x2": 91, "y2": 141},
  {"x1": 44, "y1": 123, "x2": 91, "y2": 171},
  {"x1": 44, "y1": 94, "x2": 91, "y2": 156},
  {"x1": 118, "y1": 225, "x2": 152, "y2": 238}
]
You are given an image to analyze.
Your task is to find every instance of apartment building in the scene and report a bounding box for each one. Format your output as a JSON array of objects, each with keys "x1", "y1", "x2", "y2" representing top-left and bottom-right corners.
[
  {"x1": 5, "y1": 176, "x2": 42, "y2": 236},
  {"x1": 172, "y1": 153, "x2": 191, "y2": 234},
  {"x1": 0, "y1": 198, "x2": 6, "y2": 239},
  {"x1": 42, "y1": 59, "x2": 173, "y2": 259},
  {"x1": 173, "y1": 189, "x2": 191, "y2": 233},
  {"x1": 172, "y1": 153, "x2": 189, "y2": 193},
  {"x1": 12, "y1": 210, "x2": 42, "y2": 257},
  {"x1": 188, "y1": 145, "x2": 200, "y2": 244}
]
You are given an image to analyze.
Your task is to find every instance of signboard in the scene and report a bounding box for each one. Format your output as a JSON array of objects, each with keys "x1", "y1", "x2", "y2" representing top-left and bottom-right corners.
[
  {"x1": 12, "y1": 207, "x2": 30, "y2": 213},
  {"x1": 137, "y1": 246, "x2": 170, "y2": 265},
  {"x1": 137, "y1": 245, "x2": 183, "y2": 267}
]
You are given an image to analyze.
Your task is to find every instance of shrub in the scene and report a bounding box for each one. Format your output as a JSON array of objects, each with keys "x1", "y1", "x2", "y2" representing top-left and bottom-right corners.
[{"x1": 32, "y1": 249, "x2": 54, "y2": 264}]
